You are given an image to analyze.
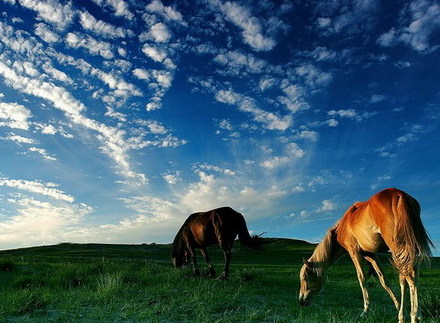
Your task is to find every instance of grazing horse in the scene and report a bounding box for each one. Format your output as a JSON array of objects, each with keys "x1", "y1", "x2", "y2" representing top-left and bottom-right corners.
[
  {"x1": 171, "y1": 206, "x2": 261, "y2": 279},
  {"x1": 299, "y1": 188, "x2": 433, "y2": 323}
]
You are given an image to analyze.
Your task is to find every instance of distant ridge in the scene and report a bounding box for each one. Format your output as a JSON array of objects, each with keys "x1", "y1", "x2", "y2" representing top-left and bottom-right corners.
[{"x1": 0, "y1": 237, "x2": 315, "y2": 255}]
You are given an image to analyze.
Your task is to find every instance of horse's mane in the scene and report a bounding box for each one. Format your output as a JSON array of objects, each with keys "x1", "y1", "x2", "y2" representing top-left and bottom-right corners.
[
  {"x1": 310, "y1": 222, "x2": 343, "y2": 275},
  {"x1": 171, "y1": 226, "x2": 185, "y2": 257}
]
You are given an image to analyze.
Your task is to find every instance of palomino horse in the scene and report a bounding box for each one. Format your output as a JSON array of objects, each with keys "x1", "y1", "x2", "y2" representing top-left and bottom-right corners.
[
  {"x1": 171, "y1": 206, "x2": 261, "y2": 279},
  {"x1": 299, "y1": 188, "x2": 433, "y2": 323}
]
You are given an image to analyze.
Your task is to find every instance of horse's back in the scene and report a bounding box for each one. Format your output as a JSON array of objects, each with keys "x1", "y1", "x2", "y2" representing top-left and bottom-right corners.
[
  {"x1": 337, "y1": 189, "x2": 403, "y2": 252},
  {"x1": 337, "y1": 188, "x2": 430, "y2": 257},
  {"x1": 185, "y1": 207, "x2": 242, "y2": 247}
]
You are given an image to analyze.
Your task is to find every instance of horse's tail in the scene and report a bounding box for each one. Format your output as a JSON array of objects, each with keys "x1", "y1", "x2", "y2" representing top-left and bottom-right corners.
[
  {"x1": 392, "y1": 190, "x2": 434, "y2": 275},
  {"x1": 237, "y1": 212, "x2": 263, "y2": 249}
]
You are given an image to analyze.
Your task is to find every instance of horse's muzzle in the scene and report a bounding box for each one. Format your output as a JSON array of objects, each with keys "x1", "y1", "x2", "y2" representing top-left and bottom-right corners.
[{"x1": 298, "y1": 296, "x2": 311, "y2": 307}]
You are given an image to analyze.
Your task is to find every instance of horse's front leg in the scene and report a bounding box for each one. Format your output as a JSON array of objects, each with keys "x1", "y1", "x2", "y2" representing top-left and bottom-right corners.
[
  {"x1": 349, "y1": 252, "x2": 370, "y2": 316},
  {"x1": 187, "y1": 247, "x2": 200, "y2": 276},
  {"x1": 217, "y1": 244, "x2": 232, "y2": 280},
  {"x1": 200, "y1": 248, "x2": 216, "y2": 278}
]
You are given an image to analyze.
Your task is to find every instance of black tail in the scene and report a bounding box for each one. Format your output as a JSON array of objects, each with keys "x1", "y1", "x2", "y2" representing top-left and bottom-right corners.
[{"x1": 237, "y1": 213, "x2": 264, "y2": 249}]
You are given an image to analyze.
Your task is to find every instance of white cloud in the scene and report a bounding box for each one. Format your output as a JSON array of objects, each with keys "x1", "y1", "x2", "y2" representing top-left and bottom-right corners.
[
  {"x1": 213, "y1": 50, "x2": 268, "y2": 75},
  {"x1": 66, "y1": 32, "x2": 114, "y2": 59},
  {"x1": 315, "y1": 0, "x2": 379, "y2": 36},
  {"x1": 217, "y1": 1, "x2": 276, "y2": 51},
  {"x1": 295, "y1": 64, "x2": 332, "y2": 88},
  {"x1": 327, "y1": 108, "x2": 376, "y2": 123},
  {"x1": 328, "y1": 108, "x2": 358, "y2": 119},
  {"x1": 34, "y1": 23, "x2": 60, "y2": 43},
  {"x1": 79, "y1": 11, "x2": 130, "y2": 38},
  {"x1": 91, "y1": 0, "x2": 134, "y2": 20},
  {"x1": 259, "y1": 77, "x2": 276, "y2": 91},
  {"x1": 132, "y1": 68, "x2": 150, "y2": 80},
  {"x1": 163, "y1": 172, "x2": 181, "y2": 184},
  {"x1": 218, "y1": 119, "x2": 233, "y2": 131},
  {"x1": 141, "y1": 120, "x2": 168, "y2": 134},
  {"x1": 0, "y1": 197, "x2": 93, "y2": 248},
  {"x1": 215, "y1": 88, "x2": 292, "y2": 131},
  {"x1": 297, "y1": 130, "x2": 318, "y2": 142},
  {"x1": 0, "y1": 101, "x2": 32, "y2": 130},
  {"x1": 90, "y1": 68, "x2": 141, "y2": 98},
  {"x1": 34, "y1": 122, "x2": 74, "y2": 138},
  {"x1": 29, "y1": 147, "x2": 57, "y2": 161},
  {"x1": 2, "y1": 133, "x2": 36, "y2": 144},
  {"x1": 0, "y1": 60, "x2": 147, "y2": 185},
  {"x1": 316, "y1": 199, "x2": 337, "y2": 213},
  {"x1": 260, "y1": 143, "x2": 305, "y2": 169},
  {"x1": 0, "y1": 178, "x2": 74, "y2": 202},
  {"x1": 215, "y1": 88, "x2": 240, "y2": 105},
  {"x1": 16, "y1": 0, "x2": 74, "y2": 29},
  {"x1": 105, "y1": 106, "x2": 126, "y2": 122},
  {"x1": 376, "y1": 123, "x2": 426, "y2": 158},
  {"x1": 370, "y1": 94, "x2": 386, "y2": 104},
  {"x1": 146, "y1": 0, "x2": 185, "y2": 23},
  {"x1": 307, "y1": 46, "x2": 338, "y2": 62},
  {"x1": 196, "y1": 164, "x2": 236, "y2": 176},
  {"x1": 260, "y1": 156, "x2": 291, "y2": 169},
  {"x1": 377, "y1": 0, "x2": 440, "y2": 52},
  {"x1": 149, "y1": 22, "x2": 171, "y2": 43},
  {"x1": 142, "y1": 44, "x2": 168, "y2": 63},
  {"x1": 42, "y1": 63, "x2": 73, "y2": 84}
]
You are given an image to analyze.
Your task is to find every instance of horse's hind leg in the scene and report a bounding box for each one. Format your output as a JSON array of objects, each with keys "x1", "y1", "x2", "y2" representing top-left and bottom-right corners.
[
  {"x1": 364, "y1": 255, "x2": 399, "y2": 310},
  {"x1": 200, "y1": 248, "x2": 216, "y2": 278},
  {"x1": 399, "y1": 273, "x2": 406, "y2": 323},
  {"x1": 405, "y1": 273, "x2": 421, "y2": 323}
]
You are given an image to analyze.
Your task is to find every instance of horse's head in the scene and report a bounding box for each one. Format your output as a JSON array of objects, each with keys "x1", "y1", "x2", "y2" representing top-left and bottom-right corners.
[
  {"x1": 298, "y1": 258, "x2": 323, "y2": 306},
  {"x1": 171, "y1": 248, "x2": 189, "y2": 268}
]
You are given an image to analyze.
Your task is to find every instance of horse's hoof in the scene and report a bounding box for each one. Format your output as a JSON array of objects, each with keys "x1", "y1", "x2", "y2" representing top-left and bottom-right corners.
[{"x1": 216, "y1": 273, "x2": 228, "y2": 280}]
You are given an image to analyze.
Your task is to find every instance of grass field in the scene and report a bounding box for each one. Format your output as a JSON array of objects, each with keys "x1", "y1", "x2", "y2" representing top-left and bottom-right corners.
[{"x1": 0, "y1": 239, "x2": 439, "y2": 322}]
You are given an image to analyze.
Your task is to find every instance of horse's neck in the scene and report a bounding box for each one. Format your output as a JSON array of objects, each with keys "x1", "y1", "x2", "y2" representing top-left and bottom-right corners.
[{"x1": 310, "y1": 228, "x2": 343, "y2": 272}]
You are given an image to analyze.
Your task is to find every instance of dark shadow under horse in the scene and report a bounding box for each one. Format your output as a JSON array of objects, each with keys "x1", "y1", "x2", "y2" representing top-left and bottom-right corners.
[{"x1": 171, "y1": 206, "x2": 261, "y2": 279}]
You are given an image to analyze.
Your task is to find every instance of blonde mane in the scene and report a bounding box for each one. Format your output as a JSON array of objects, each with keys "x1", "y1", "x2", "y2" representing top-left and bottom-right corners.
[{"x1": 309, "y1": 223, "x2": 343, "y2": 275}]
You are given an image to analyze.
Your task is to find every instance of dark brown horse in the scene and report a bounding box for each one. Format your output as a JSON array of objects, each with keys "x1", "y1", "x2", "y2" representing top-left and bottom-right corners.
[
  {"x1": 298, "y1": 188, "x2": 433, "y2": 323},
  {"x1": 171, "y1": 206, "x2": 261, "y2": 279}
]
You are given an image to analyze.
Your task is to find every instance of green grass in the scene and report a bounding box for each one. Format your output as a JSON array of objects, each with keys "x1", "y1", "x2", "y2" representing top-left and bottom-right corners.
[{"x1": 0, "y1": 240, "x2": 438, "y2": 322}]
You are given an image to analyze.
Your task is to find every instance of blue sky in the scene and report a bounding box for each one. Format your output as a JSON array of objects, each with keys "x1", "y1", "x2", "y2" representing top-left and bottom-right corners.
[{"x1": 0, "y1": 0, "x2": 439, "y2": 253}]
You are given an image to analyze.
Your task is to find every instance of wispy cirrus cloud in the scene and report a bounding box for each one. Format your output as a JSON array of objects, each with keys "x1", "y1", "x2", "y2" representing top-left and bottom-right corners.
[
  {"x1": 377, "y1": 0, "x2": 440, "y2": 52},
  {"x1": 0, "y1": 177, "x2": 74, "y2": 202},
  {"x1": 314, "y1": 0, "x2": 380, "y2": 36},
  {"x1": 327, "y1": 108, "x2": 376, "y2": 123},
  {"x1": 210, "y1": 0, "x2": 289, "y2": 52},
  {"x1": 215, "y1": 87, "x2": 292, "y2": 131},
  {"x1": 0, "y1": 59, "x2": 147, "y2": 184}
]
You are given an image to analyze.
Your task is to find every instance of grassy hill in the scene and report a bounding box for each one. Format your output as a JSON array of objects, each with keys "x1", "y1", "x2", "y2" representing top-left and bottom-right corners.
[{"x1": 0, "y1": 239, "x2": 438, "y2": 322}]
